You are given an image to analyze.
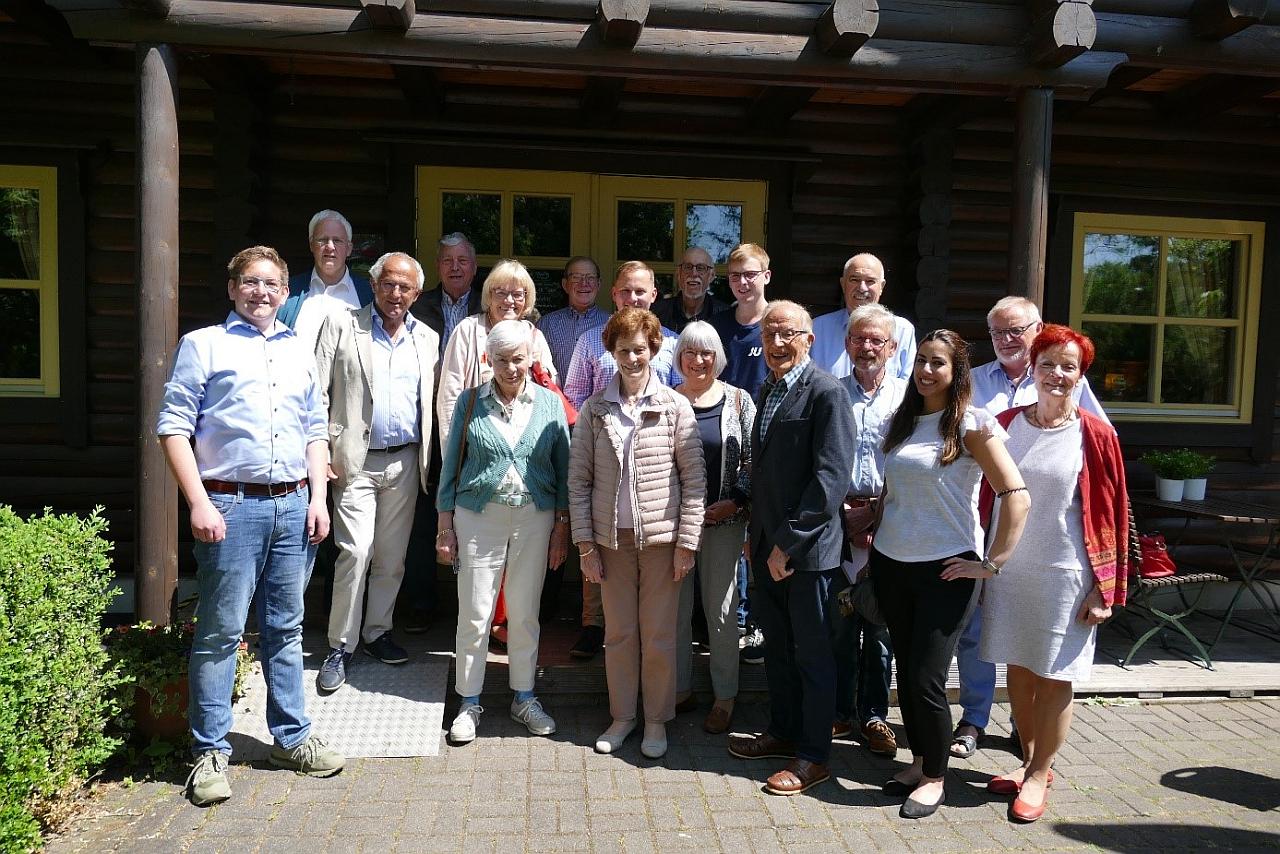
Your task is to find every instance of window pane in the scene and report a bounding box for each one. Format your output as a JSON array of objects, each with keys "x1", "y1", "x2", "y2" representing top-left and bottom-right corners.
[
  {"x1": 654, "y1": 272, "x2": 675, "y2": 299},
  {"x1": 441, "y1": 192, "x2": 500, "y2": 256},
  {"x1": 0, "y1": 288, "x2": 40, "y2": 378},
  {"x1": 1165, "y1": 238, "x2": 1237, "y2": 319},
  {"x1": 617, "y1": 201, "x2": 674, "y2": 262},
  {"x1": 0, "y1": 188, "x2": 40, "y2": 280},
  {"x1": 1083, "y1": 321, "x2": 1152, "y2": 403},
  {"x1": 529, "y1": 267, "x2": 567, "y2": 318},
  {"x1": 1082, "y1": 232, "x2": 1156, "y2": 315},
  {"x1": 1162, "y1": 325, "x2": 1233, "y2": 405},
  {"x1": 685, "y1": 203, "x2": 743, "y2": 264},
  {"x1": 513, "y1": 196, "x2": 571, "y2": 258}
]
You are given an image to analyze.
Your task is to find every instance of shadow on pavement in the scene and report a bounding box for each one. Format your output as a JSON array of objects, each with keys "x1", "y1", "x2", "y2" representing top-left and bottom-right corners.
[
  {"x1": 1054, "y1": 821, "x2": 1280, "y2": 852},
  {"x1": 1160, "y1": 766, "x2": 1280, "y2": 812}
]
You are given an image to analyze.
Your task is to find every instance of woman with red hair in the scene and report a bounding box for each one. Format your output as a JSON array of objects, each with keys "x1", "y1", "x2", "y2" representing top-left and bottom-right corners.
[{"x1": 977, "y1": 323, "x2": 1128, "y2": 824}]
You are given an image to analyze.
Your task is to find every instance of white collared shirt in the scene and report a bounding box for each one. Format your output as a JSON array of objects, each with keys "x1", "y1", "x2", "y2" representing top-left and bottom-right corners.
[{"x1": 294, "y1": 268, "x2": 361, "y2": 355}]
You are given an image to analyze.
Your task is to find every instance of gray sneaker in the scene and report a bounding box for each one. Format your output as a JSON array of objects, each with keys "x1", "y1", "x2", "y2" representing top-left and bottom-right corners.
[
  {"x1": 510, "y1": 697, "x2": 556, "y2": 736},
  {"x1": 317, "y1": 648, "x2": 351, "y2": 693},
  {"x1": 269, "y1": 736, "x2": 345, "y2": 777},
  {"x1": 186, "y1": 751, "x2": 231, "y2": 806},
  {"x1": 449, "y1": 702, "x2": 484, "y2": 744}
]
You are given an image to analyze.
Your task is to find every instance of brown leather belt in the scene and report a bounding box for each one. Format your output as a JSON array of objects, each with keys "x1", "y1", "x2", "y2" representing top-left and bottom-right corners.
[{"x1": 202, "y1": 479, "x2": 307, "y2": 498}]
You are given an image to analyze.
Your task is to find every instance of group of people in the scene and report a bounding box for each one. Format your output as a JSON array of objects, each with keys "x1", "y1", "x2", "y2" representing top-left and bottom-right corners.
[{"x1": 158, "y1": 209, "x2": 1129, "y2": 826}]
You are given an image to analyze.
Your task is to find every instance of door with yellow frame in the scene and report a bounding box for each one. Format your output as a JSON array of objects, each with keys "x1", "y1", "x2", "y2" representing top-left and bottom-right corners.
[{"x1": 417, "y1": 167, "x2": 767, "y2": 315}]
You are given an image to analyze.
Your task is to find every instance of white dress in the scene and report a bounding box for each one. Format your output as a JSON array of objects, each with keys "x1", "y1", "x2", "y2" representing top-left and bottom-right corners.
[{"x1": 979, "y1": 414, "x2": 1097, "y2": 682}]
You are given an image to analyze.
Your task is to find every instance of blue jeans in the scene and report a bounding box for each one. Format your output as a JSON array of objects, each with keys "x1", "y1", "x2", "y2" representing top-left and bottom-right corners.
[
  {"x1": 955, "y1": 599, "x2": 995, "y2": 730},
  {"x1": 190, "y1": 486, "x2": 315, "y2": 755},
  {"x1": 830, "y1": 575, "x2": 892, "y2": 725}
]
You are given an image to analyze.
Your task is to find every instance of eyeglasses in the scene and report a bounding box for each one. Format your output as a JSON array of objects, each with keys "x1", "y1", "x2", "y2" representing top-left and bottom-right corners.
[
  {"x1": 679, "y1": 263, "x2": 714, "y2": 274},
  {"x1": 238, "y1": 276, "x2": 284, "y2": 294},
  {"x1": 311, "y1": 237, "x2": 349, "y2": 248},
  {"x1": 376, "y1": 281, "x2": 419, "y2": 295},
  {"x1": 566, "y1": 274, "x2": 600, "y2": 284},
  {"x1": 491, "y1": 289, "x2": 527, "y2": 303},
  {"x1": 681, "y1": 349, "x2": 717, "y2": 361},
  {"x1": 727, "y1": 270, "x2": 766, "y2": 283},
  {"x1": 764, "y1": 328, "x2": 809, "y2": 344},
  {"x1": 848, "y1": 335, "x2": 889, "y2": 349},
  {"x1": 988, "y1": 323, "x2": 1036, "y2": 340}
]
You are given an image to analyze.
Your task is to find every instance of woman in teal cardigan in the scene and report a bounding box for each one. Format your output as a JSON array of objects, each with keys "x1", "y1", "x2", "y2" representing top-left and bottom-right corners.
[{"x1": 436, "y1": 320, "x2": 571, "y2": 745}]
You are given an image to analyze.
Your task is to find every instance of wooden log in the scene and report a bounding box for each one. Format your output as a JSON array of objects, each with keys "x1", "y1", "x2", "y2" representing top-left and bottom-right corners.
[
  {"x1": 1030, "y1": 1, "x2": 1098, "y2": 68},
  {"x1": 360, "y1": 0, "x2": 415, "y2": 31},
  {"x1": 1008, "y1": 87, "x2": 1052, "y2": 310},
  {"x1": 1093, "y1": 13, "x2": 1280, "y2": 75},
  {"x1": 579, "y1": 74, "x2": 624, "y2": 120},
  {"x1": 51, "y1": 2, "x2": 1130, "y2": 94},
  {"x1": 816, "y1": 0, "x2": 879, "y2": 56},
  {"x1": 122, "y1": 0, "x2": 172, "y2": 17},
  {"x1": 135, "y1": 42, "x2": 180, "y2": 626},
  {"x1": 394, "y1": 64, "x2": 445, "y2": 118},
  {"x1": 598, "y1": 0, "x2": 648, "y2": 48},
  {"x1": 1162, "y1": 72, "x2": 1280, "y2": 120},
  {"x1": 746, "y1": 86, "x2": 819, "y2": 130},
  {"x1": 1189, "y1": 0, "x2": 1268, "y2": 40}
]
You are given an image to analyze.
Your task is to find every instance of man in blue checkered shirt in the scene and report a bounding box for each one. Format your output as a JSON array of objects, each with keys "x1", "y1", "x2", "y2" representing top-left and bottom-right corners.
[{"x1": 537, "y1": 256, "x2": 610, "y2": 379}]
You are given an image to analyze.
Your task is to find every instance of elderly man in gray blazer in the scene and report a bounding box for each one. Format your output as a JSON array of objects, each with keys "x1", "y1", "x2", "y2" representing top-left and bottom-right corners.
[{"x1": 313, "y1": 251, "x2": 440, "y2": 692}]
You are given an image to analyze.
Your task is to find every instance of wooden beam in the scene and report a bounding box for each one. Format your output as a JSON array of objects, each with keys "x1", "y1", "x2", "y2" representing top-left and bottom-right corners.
[
  {"x1": 1094, "y1": 13, "x2": 1280, "y2": 75},
  {"x1": 1162, "y1": 72, "x2": 1280, "y2": 120},
  {"x1": 135, "y1": 42, "x2": 180, "y2": 625},
  {"x1": 122, "y1": 0, "x2": 172, "y2": 17},
  {"x1": 579, "y1": 75, "x2": 624, "y2": 122},
  {"x1": 816, "y1": 0, "x2": 879, "y2": 56},
  {"x1": 746, "y1": 86, "x2": 818, "y2": 130},
  {"x1": 394, "y1": 64, "x2": 445, "y2": 119},
  {"x1": 598, "y1": 0, "x2": 648, "y2": 48},
  {"x1": 1008, "y1": 87, "x2": 1053, "y2": 310},
  {"x1": 1189, "y1": 0, "x2": 1268, "y2": 40},
  {"x1": 49, "y1": 2, "x2": 1131, "y2": 93},
  {"x1": 1055, "y1": 63, "x2": 1159, "y2": 118},
  {"x1": 1029, "y1": 0, "x2": 1098, "y2": 68},
  {"x1": 361, "y1": 0, "x2": 415, "y2": 32},
  {"x1": 0, "y1": 0, "x2": 77, "y2": 47}
]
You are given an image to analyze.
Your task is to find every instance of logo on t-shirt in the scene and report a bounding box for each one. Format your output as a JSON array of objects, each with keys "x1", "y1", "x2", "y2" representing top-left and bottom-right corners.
[{"x1": 749, "y1": 347, "x2": 762, "y2": 357}]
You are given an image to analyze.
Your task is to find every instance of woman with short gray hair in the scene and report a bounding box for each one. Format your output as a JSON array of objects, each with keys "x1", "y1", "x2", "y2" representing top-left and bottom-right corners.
[{"x1": 672, "y1": 321, "x2": 755, "y2": 735}]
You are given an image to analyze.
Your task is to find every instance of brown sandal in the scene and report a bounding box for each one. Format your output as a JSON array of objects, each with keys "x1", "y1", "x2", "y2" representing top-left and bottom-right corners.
[
  {"x1": 703, "y1": 704, "x2": 733, "y2": 734},
  {"x1": 765, "y1": 760, "x2": 831, "y2": 796}
]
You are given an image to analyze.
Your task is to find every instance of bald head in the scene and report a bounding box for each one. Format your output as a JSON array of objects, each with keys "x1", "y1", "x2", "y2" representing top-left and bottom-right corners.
[{"x1": 840, "y1": 253, "x2": 886, "y2": 312}]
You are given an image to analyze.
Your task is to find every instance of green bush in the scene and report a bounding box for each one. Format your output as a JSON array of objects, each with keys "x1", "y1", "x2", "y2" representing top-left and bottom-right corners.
[{"x1": 0, "y1": 506, "x2": 123, "y2": 852}]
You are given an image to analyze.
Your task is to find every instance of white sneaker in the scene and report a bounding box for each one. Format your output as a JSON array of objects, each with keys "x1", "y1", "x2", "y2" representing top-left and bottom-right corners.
[
  {"x1": 449, "y1": 702, "x2": 484, "y2": 744},
  {"x1": 594, "y1": 719, "x2": 637, "y2": 754},
  {"x1": 640, "y1": 722, "x2": 667, "y2": 759},
  {"x1": 511, "y1": 697, "x2": 557, "y2": 736}
]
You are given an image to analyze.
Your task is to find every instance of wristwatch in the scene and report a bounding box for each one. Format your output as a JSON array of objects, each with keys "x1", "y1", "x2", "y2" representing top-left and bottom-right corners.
[{"x1": 980, "y1": 557, "x2": 1002, "y2": 576}]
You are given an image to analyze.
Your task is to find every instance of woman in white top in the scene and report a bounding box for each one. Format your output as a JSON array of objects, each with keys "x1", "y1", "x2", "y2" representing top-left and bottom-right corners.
[{"x1": 870, "y1": 329, "x2": 1030, "y2": 820}]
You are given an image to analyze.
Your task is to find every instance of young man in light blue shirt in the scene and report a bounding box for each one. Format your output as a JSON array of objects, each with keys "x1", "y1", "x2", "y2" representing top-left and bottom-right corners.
[{"x1": 158, "y1": 245, "x2": 344, "y2": 806}]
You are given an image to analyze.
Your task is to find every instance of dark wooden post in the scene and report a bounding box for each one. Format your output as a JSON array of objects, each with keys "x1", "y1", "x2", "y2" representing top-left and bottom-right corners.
[
  {"x1": 135, "y1": 43, "x2": 180, "y2": 625},
  {"x1": 1008, "y1": 86, "x2": 1053, "y2": 309}
]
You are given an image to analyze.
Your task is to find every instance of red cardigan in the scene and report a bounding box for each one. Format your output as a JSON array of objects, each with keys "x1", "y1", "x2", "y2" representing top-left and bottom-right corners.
[{"x1": 979, "y1": 406, "x2": 1129, "y2": 607}]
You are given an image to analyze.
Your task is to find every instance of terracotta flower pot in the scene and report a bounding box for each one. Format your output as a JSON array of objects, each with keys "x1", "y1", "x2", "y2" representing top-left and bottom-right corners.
[{"x1": 134, "y1": 677, "x2": 189, "y2": 741}]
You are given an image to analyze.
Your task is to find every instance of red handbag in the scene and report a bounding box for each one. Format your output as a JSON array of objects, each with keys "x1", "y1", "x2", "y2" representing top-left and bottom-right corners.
[
  {"x1": 529, "y1": 361, "x2": 577, "y2": 428},
  {"x1": 1138, "y1": 532, "x2": 1178, "y2": 579}
]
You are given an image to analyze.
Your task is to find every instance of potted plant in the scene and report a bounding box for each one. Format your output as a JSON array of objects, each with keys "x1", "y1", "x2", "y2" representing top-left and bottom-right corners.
[
  {"x1": 1175, "y1": 448, "x2": 1215, "y2": 500},
  {"x1": 105, "y1": 620, "x2": 254, "y2": 744},
  {"x1": 1140, "y1": 449, "x2": 1188, "y2": 501}
]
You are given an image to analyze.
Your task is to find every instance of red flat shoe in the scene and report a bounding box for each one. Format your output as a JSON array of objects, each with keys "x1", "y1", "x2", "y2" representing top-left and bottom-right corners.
[
  {"x1": 987, "y1": 769, "x2": 1054, "y2": 796},
  {"x1": 1010, "y1": 792, "x2": 1047, "y2": 822}
]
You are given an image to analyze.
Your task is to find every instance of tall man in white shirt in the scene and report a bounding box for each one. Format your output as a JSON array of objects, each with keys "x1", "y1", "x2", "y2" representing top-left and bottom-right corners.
[
  {"x1": 278, "y1": 210, "x2": 373, "y2": 352},
  {"x1": 312, "y1": 252, "x2": 440, "y2": 693},
  {"x1": 950, "y1": 295, "x2": 1111, "y2": 759},
  {"x1": 810, "y1": 253, "x2": 916, "y2": 381}
]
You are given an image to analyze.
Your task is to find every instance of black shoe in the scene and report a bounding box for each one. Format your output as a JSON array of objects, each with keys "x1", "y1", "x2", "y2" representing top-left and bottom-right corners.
[
  {"x1": 900, "y1": 791, "x2": 945, "y2": 819},
  {"x1": 569, "y1": 625, "x2": 604, "y2": 660},
  {"x1": 317, "y1": 648, "x2": 351, "y2": 693},
  {"x1": 362, "y1": 632, "x2": 409, "y2": 665},
  {"x1": 402, "y1": 608, "x2": 433, "y2": 635}
]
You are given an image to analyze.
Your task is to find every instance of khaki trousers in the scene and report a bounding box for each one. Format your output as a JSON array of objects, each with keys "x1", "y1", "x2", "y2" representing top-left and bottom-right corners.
[
  {"x1": 581, "y1": 574, "x2": 604, "y2": 628},
  {"x1": 676, "y1": 520, "x2": 745, "y2": 700},
  {"x1": 329, "y1": 445, "x2": 419, "y2": 650},
  {"x1": 599, "y1": 531, "x2": 679, "y2": 724},
  {"x1": 454, "y1": 502, "x2": 554, "y2": 697}
]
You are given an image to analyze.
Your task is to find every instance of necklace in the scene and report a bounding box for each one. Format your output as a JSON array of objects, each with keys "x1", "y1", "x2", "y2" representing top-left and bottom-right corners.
[{"x1": 1028, "y1": 404, "x2": 1075, "y2": 429}]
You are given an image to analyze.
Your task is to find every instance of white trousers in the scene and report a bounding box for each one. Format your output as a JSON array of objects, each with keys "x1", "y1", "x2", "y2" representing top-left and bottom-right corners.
[
  {"x1": 328, "y1": 445, "x2": 419, "y2": 649},
  {"x1": 454, "y1": 502, "x2": 554, "y2": 697}
]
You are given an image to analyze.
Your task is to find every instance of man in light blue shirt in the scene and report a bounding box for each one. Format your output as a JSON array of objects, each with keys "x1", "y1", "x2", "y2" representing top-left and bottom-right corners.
[
  {"x1": 833, "y1": 304, "x2": 907, "y2": 758},
  {"x1": 537, "y1": 256, "x2": 609, "y2": 379},
  {"x1": 811, "y1": 253, "x2": 916, "y2": 381},
  {"x1": 313, "y1": 252, "x2": 441, "y2": 693},
  {"x1": 950, "y1": 295, "x2": 1111, "y2": 760},
  {"x1": 157, "y1": 245, "x2": 343, "y2": 807},
  {"x1": 563, "y1": 261, "x2": 681, "y2": 410}
]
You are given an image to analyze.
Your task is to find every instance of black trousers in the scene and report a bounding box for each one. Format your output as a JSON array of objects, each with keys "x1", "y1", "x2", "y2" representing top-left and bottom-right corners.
[
  {"x1": 870, "y1": 547, "x2": 978, "y2": 778},
  {"x1": 751, "y1": 560, "x2": 839, "y2": 765}
]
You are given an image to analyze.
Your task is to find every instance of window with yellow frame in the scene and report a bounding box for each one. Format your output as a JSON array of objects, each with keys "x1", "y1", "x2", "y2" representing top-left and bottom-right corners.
[
  {"x1": 0, "y1": 165, "x2": 59, "y2": 397},
  {"x1": 1069, "y1": 213, "x2": 1263, "y2": 423}
]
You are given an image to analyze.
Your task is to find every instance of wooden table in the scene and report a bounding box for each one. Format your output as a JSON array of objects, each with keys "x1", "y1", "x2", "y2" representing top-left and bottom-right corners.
[{"x1": 1130, "y1": 493, "x2": 1280, "y2": 653}]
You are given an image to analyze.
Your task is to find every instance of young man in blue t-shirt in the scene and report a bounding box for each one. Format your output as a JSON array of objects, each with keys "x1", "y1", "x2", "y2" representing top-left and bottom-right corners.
[{"x1": 711, "y1": 242, "x2": 771, "y2": 399}]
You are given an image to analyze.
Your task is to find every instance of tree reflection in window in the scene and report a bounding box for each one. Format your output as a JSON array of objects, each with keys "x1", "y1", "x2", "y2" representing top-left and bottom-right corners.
[{"x1": 1, "y1": 188, "x2": 40, "y2": 280}]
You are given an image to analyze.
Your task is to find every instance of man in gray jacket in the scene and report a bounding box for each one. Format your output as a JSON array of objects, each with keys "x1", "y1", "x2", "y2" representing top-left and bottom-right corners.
[{"x1": 313, "y1": 252, "x2": 440, "y2": 692}]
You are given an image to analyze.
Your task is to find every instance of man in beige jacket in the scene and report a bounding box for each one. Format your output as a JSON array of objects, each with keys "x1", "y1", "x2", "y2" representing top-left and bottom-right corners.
[{"x1": 313, "y1": 252, "x2": 440, "y2": 692}]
